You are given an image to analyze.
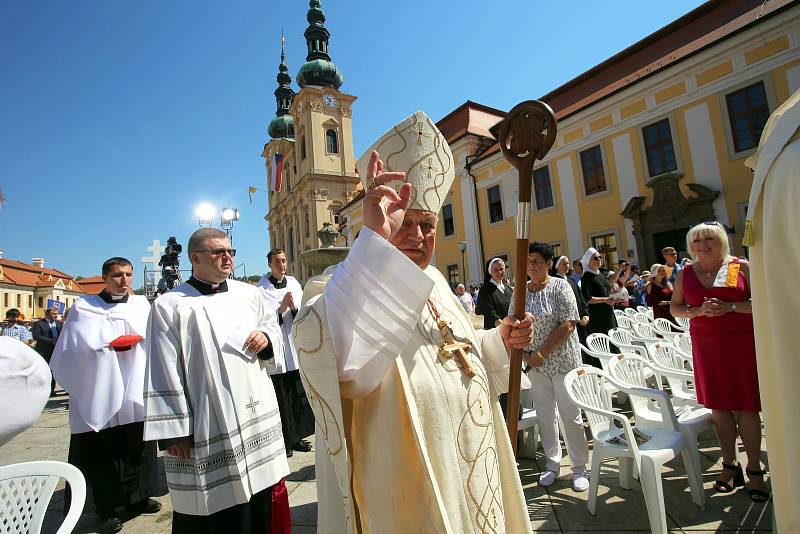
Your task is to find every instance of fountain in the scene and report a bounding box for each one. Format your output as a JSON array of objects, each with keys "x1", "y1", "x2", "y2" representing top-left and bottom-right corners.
[{"x1": 299, "y1": 222, "x2": 349, "y2": 277}]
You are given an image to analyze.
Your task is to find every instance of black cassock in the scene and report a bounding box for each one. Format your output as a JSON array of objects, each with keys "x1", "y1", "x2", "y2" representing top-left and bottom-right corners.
[{"x1": 66, "y1": 422, "x2": 159, "y2": 518}]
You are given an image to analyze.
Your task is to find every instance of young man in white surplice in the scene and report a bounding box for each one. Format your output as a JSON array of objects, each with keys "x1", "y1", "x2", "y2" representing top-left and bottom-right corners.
[{"x1": 144, "y1": 228, "x2": 289, "y2": 534}]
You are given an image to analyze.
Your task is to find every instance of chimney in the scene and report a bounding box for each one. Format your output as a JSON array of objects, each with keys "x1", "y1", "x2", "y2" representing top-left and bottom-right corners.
[{"x1": 32, "y1": 258, "x2": 44, "y2": 268}]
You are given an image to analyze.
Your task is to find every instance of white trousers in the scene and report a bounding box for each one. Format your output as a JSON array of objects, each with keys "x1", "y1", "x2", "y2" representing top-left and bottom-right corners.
[{"x1": 529, "y1": 371, "x2": 590, "y2": 474}]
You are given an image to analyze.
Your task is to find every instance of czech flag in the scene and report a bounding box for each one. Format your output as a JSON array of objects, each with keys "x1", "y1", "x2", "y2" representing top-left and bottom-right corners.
[{"x1": 271, "y1": 153, "x2": 284, "y2": 192}]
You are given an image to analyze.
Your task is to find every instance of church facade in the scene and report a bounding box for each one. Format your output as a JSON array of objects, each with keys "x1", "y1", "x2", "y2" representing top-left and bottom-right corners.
[
  {"x1": 262, "y1": 1, "x2": 360, "y2": 284},
  {"x1": 338, "y1": 0, "x2": 800, "y2": 288}
]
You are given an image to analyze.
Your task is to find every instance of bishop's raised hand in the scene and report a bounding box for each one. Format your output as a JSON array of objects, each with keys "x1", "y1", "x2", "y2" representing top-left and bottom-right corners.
[{"x1": 362, "y1": 150, "x2": 410, "y2": 241}]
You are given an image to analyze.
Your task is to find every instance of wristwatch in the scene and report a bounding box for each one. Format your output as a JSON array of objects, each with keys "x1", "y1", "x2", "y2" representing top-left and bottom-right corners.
[{"x1": 730, "y1": 303, "x2": 737, "y2": 312}]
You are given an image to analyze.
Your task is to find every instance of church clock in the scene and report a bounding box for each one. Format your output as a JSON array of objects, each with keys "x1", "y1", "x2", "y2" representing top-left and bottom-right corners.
[{"x1": 322, "y1": 93, "x2": 338, "y2": 109}]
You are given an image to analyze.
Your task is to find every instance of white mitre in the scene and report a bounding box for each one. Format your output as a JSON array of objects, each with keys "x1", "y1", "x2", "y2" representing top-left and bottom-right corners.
[{"x1": 355, "y1": 110, "x2": 455, "y2": 214}]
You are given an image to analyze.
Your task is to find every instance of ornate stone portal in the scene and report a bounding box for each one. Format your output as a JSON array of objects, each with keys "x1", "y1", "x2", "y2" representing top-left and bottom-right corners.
[{"x1": 621, "y1": 173, "x2": 718, "y2": 266}]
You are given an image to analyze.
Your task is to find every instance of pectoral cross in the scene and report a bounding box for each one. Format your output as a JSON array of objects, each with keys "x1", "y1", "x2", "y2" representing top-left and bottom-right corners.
[
  {"x1": 245, "y1": 395, "x2": 260, "y2": 415},
  {"x1": 427, "y1": 299, "x2": 476, "y2": 379}
]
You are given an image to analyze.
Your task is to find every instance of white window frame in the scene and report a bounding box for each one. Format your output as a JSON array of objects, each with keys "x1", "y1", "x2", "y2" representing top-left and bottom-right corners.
[
  {"x1": 587, "y1": 228, "x2": 622, "y2": 269},
  {"x1": 577, "y1": 143, "x2": 613, "y2": 200},
  {"x1": 637, "y1": 112, "x2": 685, "y2": 180},
  {"x1": 718, "y1": 75, "x2": 777, "y2": 161}
]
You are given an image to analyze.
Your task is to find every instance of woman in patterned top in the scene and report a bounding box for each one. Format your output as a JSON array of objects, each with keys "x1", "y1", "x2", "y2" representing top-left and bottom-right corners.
[{"x1": 513, "y1": 242, "x2": 590, "y2": 492}]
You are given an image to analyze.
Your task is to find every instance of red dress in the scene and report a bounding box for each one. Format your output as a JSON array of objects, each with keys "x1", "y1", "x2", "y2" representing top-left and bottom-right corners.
[{"x1": 682, "y1": 260, "x2": 760, "y2": 411}]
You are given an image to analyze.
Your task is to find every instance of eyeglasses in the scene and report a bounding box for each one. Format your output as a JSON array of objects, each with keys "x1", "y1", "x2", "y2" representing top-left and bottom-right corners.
[
  {"x1": 194, "y1": 248, "x2": 236, "y2": 257},
  {"x1": 591, "y1": 255, "x2": 601, "y2": 260},
  {"x1": 693, "y1": 220, "x2": 720, "y2": 228}
]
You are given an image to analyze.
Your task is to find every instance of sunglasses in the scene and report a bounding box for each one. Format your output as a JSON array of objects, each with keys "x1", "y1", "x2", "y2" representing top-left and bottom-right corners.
[
  {"x1": 195, "y1": 248, "x2": 236, "y2": 257},
  {"x1": 591, "y1": 255, "x2": 601, "y2": 260}
]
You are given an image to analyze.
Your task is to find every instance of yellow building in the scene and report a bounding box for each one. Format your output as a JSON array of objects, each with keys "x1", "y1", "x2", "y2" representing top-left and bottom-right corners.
[
  {"x1": 341, "y1": 0, "x2": 800, "y2": 288},
  {"x1": 262, "y1": 3, "x2": 359, "y2": 283},
  {"x1": 0, "y1": 258, "x2": 88, "y2": 320}
]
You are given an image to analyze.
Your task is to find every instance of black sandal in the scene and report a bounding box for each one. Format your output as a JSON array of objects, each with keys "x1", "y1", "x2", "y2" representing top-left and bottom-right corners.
[
  {"x1": 714, "y1": 461, "x2": 744, "y2": 493},
  {"x1": 745, "y1": 468, "x2": 771, "y2": 503}
]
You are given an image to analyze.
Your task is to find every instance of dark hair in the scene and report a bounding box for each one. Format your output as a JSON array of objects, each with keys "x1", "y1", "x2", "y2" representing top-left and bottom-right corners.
[
  {"x1": 267, "y1": 248, "x2": 286, "y2": 263},
  {"x1": 5, "y1": 308, "x2": 20, "y2": 318},
  {"x1": 102, "y1": 257, "x2": 132, "y2": 276},
  {"x1": 527, "y1": 241, "x2": 554, "y2": 262}
]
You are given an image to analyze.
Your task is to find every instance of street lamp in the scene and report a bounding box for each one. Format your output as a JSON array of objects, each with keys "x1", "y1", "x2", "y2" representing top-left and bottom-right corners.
[
  {"x1": 457, "y1": 241, "x2": 468, "y2": 286},
  {"x1": 195, "y1": 203, "x2": 216, "y2": 227}
]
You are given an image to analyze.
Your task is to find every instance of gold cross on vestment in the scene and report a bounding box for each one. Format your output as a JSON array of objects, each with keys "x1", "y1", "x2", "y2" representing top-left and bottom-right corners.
[
  {"x1": 427, "y1": 299, "x2": 476, "y2": 379},
  {"x1": 406, "y1": 123, "x2": 432, "y2": 146}
]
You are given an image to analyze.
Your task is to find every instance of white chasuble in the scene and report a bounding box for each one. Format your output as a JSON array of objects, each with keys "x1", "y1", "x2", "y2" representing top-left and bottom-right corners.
[
  {"x1": 294, "y1": 228, "x2": 531, "y2": 534},
  {"x1": 143, "y1": 280, "x2": 290, "y2": 516},
  {"x1": 256, "y1": 274, "x2": 303, "y2": 374},
  {"x1": 50, "y1": 294, "x2": 151, "y2": 433}
]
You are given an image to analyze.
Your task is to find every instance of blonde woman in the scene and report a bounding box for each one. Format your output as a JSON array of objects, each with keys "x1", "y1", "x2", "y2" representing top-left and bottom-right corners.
[
  {"x1": 671, "y1": 222, "x2": 766, "y2": 502},
  {"x1": 646, "y1": 264, "x2": 675, "y2": 323}
]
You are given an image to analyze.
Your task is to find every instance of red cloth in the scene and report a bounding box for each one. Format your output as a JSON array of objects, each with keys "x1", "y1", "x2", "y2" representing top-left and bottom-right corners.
[
  {"x1": 683, "y1": 261, "x2": 760, "y2": 411},
  {"x1": 646, "y1": 284, "x2": 676, "y2": 323},
  {"x1": 271, "y1": 477, "x2": 291, "y2": 534}
]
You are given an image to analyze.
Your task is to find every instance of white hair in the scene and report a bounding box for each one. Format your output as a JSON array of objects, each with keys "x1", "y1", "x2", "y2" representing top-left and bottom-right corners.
[{"x1": 685, "y1": 222, "x2": 731, "y2": 261}]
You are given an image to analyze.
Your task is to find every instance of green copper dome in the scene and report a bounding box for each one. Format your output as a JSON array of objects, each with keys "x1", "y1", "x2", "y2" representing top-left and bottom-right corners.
[
  {"x1": 268, "y1": 114, "x2": 294, "y2": 140},
  {"x1": 296, "y1": 0, "x2": 343, "y2": 89},
  {"x1": 297, "y1": 58, "x2": 343, "y2": 89},
  {"x1": 268, "y1": 34, "x2": 296, "y2": 140}
]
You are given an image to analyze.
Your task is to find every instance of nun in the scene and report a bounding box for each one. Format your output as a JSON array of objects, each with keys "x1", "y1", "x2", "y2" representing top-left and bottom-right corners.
[{"x1": 580, "y1": 248, "x2": 620, "y2": 367}]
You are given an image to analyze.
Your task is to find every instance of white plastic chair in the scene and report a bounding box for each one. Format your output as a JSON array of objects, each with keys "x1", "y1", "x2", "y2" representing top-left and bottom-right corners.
[
  {"x1": 584, "y1": 334, "x2": 626, "y2": 404},
  {"x1": 650, "y1": 343, "x2": 697, "y2": 404},
  {"x1": 674, "y1": 333, "x2": 693, "y2": 357},
  {"x1": 614, "y1": 309, "x2": 627, "y2": 321},
  {"x1": 564, "y1": 367, "x2": 704, "y2": 534},
  {"x1": 674, "y1": 316, "x2": 690, "y2": 330},
  {"x1": 608, "y1": 353, "x2": 711, "y2": 499},
  {"x1": 632, "y1": 312, "x2": 652, "y2": 324},
  {"x1": 624, "y1": 308, "x2": 638, "y2": 318},
  {"x1": 0, "y1": 461, "x2": 86, "y2": 534},
  {"x1": 517, "y1": 384, "x2": 540, "y2": 459},
  {"x1": 608, "y1": 328, "x2": 650, "y2": 360},
  {"x1": 615, "y1": 314, "x2": 635, "y2": 332},
  {"x1": 636, "y1": 305, "x2": 649, "y2": 315},
  {"x1": 652, "y1": 318, "x2": 684, "y2": 341}
]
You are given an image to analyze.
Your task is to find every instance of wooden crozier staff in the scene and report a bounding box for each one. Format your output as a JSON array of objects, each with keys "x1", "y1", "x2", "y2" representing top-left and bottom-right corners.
[{"x1": 497, "y1": 100, "x2": 557, "y2": 454}]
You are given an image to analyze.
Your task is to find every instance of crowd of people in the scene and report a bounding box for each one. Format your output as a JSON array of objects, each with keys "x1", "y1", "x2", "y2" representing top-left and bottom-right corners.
[{"x1": 0, "y1": 104, "x2": 782, "y2": 533}]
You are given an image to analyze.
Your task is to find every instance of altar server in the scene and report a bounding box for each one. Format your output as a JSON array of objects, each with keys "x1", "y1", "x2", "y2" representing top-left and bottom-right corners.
[
  {"x1": 50, "y1": 257, "x2": 159, "y2": 534},
  {"x1": 144, "y1": 228, "x2": 289, "y2": 533}
]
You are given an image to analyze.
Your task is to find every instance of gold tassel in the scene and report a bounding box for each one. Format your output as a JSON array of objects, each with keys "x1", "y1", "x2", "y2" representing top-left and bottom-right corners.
[{"x1": 742, "y1": 219, "x2": 754, "y2": 248}]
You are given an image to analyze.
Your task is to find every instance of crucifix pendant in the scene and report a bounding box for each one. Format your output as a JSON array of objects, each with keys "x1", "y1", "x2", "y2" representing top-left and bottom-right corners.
[{"x1": 436, "y1": 319, "x2": 476, "y2": 379}]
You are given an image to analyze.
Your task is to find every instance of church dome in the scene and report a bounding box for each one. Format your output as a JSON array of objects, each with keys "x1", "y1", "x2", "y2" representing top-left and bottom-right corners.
[
  {"x1": 297, "y1": 58, "x2": 343, "y2": 89},
  {"x1": 268, "y1": 114, "x2": 295, "y2": 140}
]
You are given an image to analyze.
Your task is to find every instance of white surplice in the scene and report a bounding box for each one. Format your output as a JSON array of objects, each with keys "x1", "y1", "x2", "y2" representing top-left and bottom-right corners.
[
  {"x1": 256, "y1": 274, "x2": 303, "y2": 374},
  {"x1": 0, "y1": 338, "x2": 51, "y2": 446},
  {"x1": 143, "y1": 279, "x2": 290, "y2": 516},
  {"x1": 50, "y1": 294, "x2": 151, "y2": 433},
  {"x1": 294, "y1": 227, "x2": 532, "y2": 534}
]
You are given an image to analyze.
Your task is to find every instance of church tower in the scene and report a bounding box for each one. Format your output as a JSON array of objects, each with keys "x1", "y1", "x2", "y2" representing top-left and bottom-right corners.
[{"x1": 263, "y1": 1, "x2": 360, "y2": 283}]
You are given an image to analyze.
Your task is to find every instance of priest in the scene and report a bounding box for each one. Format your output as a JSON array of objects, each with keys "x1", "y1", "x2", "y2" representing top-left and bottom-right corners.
[
  {"x1": 743, "y1": 88, "x2": 799, "y2": 534},
  {"x1": 257, "y1": 249, "x2": 315, "y2": 457},
  {"x1": 50, "y1": 257, "x2": 159, "y2": 534},
  {"x1": 144, "y1": 228, "x2": 289, "y2": 533},
  {"x1": 294, "y1": 111, "x2": 534, "y2": 533}
]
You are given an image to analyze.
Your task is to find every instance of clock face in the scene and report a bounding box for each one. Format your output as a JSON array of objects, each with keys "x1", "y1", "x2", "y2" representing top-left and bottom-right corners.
[{"x1": 322, "y1": 93, "x2": 338, "y2": 109}]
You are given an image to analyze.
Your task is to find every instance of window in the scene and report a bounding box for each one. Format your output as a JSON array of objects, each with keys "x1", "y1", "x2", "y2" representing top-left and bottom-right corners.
[
  {"x1": 16, "y1": 294, "x2": 21, "y2": 307},
  {"x1": 591, "y1": 232, "x2": 619, "y2": 269},
  {"x1": 288, "y1": 227, "x2": 295, "y2": 261},
  {"x1": 38, "y1": 297, "x2": 43, "y2": 308},
  {"x1": 580, "y1": 146, "x2": 607, "y2": 196},
  {"x1": 304, "y1": 211, "x2": 310, "y2": 237},
  {"x1": 301, "y1": 135, "x2": 307, "y2": 160},
  {"x1": 487, "y1": 185, "x2": 504, "y2": 223},
  {"x1": 550, "y1": 242, "x2": 563, "y2": 258},
  {"x1": 442, "y1": 203, "x2": 455, "y2": 237},
  {"x1": 533, "y1": 166, "x2": 554, "y2": 210},
  {"x1": 642, "y1": 118, "x2": 677, "y2": 176},
  {"x1": 725, "y1": 81, "x2": 770, "y2": 152},
  {"x1": 326, "y1": 129, "x2": 339, "y2": 154},
  {"x1": 28, "y1": 295, "x2": 32, "y2": 308},
  {"x1": 3, "y1": 293, "x2": 7, "y2": 306},
  {"x1": 447, "y1": 264, "x2": 460, "y2": 287}
]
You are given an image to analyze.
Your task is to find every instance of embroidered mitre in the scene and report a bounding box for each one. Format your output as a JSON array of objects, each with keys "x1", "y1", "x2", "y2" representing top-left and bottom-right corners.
[{"x1": 355, "y1": 111, "x2": 455, "y2": 214}]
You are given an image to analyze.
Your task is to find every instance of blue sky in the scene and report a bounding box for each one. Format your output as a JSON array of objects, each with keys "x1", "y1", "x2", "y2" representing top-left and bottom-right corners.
[{"x1": 0, "y1": 0, "x2": 706, "y2": 281}]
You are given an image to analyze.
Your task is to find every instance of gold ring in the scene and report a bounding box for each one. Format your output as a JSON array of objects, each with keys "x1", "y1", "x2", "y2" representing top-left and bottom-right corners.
[{"x1": 367, "y1": 178, "x2": 377, "y2": 190}]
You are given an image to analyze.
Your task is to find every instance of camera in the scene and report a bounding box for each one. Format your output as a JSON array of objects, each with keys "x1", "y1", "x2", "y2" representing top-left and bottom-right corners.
[{"x1": 158, "y1": 236, "x2": 183, "y2": 293}]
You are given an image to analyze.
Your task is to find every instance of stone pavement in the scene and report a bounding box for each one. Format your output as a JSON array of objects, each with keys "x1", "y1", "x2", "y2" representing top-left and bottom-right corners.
[{"x1": 1, "y1": 389, "x2": 773, "y2": 533}]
